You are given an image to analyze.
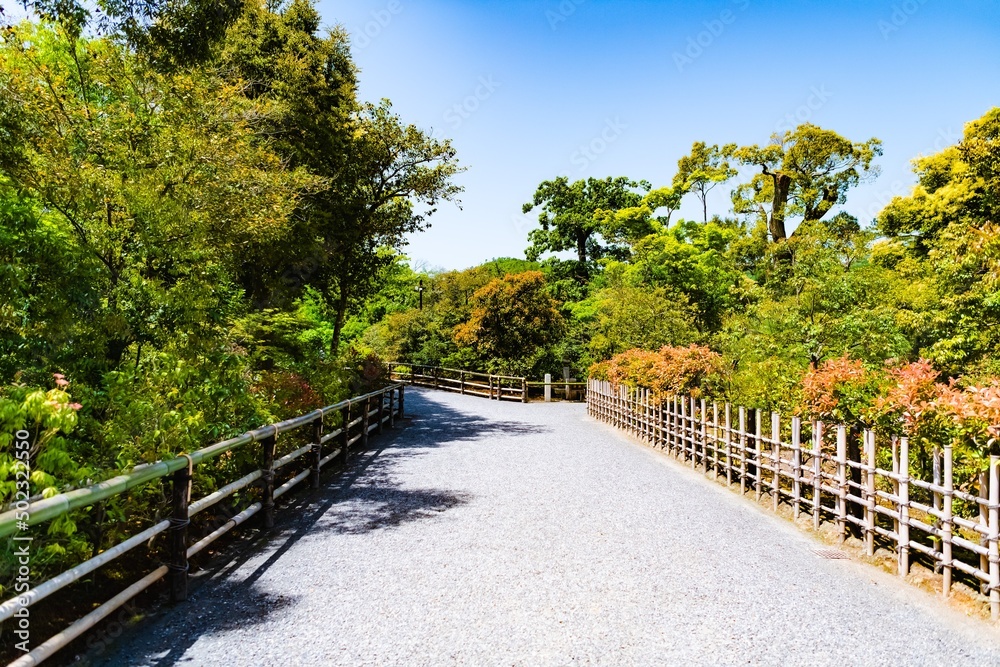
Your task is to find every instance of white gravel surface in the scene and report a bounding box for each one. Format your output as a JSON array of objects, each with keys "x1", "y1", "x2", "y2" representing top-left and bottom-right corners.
[{"x1": 96, "y1": 388, "x2": 1000, "y2": 666}]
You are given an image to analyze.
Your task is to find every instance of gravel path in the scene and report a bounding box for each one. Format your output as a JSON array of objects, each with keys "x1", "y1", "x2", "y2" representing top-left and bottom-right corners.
[{"x1": 96, "y1": 388, "x2": 1000, "y2": 666}]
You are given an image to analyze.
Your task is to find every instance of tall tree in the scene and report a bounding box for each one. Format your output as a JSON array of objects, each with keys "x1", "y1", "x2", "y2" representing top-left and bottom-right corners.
[
  {"x1": 218, "y1": 2, "x2": 462, "y2": 354},
  {"x1": 673, "y1": 141, "x2": 737, "y2": 222},
  {"x1": 732, "y1": 124, "x2": 882, "y2": 242},
  {"x1": 522, "y1": 176, "x2": 649, "y2": 274},
  {"x1": 0, "y1": 22, "x2": 314, "y2": 373}
]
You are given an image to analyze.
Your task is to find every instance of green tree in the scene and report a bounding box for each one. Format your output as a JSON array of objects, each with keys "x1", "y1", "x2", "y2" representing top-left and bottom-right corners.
[
  {"x1": 0, "y1": 22, "x2": 315, "y2": 374},
  {"x1": 522, "y1": 176, "x2": 649, "y2": 274},
  {"x1": 673, "y1": 141, "x2": 737, "y2": 222},
  {"x1": 732, "y1": 124, "x2": 882, "y2": 242},
  {"x1": 454, "y1": 271, "x2": 565, "y2": 376}
]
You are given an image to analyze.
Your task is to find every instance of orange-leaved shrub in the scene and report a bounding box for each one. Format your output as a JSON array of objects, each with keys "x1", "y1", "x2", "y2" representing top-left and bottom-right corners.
[{"x1": 589, "y1": 344, "x2": 723, "y2": 398}]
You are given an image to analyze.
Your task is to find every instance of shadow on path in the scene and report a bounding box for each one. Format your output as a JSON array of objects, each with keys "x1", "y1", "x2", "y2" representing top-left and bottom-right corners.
[{"x1": 90, "y1": 389, "x2": 546, "y2": 667}]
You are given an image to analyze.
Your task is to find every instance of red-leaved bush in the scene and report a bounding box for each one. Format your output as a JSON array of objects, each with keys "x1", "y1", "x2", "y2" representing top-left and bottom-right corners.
[{"x1": 590, "y1": 344, "x2": 723, "y2": 398}]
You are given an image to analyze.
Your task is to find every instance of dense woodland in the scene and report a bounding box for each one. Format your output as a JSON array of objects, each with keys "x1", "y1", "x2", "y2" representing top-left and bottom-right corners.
[{"x1": 1, "y1": 0, "x2": 999, "y2": 594}]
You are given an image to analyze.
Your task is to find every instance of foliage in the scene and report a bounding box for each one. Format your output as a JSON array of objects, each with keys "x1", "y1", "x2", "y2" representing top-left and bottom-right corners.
[
  {"x1": 454, "y1": 271, "x2": 565, "y2": 376},
  {"x1": 590, "y1": 345, "x2": 724, "y2": 399},
  {"x1": 732, "y1": 124, "x2": 882, "y2": 241},
  {"x1": 523, "y1": 176, "x2": 649, "y2": 273}
]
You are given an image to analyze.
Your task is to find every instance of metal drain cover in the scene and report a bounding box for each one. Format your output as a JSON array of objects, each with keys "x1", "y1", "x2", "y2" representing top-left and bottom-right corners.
[{"x1": 813, "y1": 548, "x2": 849, "y2": 560}]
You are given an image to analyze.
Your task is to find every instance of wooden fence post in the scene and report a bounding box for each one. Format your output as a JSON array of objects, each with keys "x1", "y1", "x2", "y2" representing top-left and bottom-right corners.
[
  {"x1": 377, "y1": 391, "x2": 385, "y2": 435},
  {"x1": 522, "y1": 378, "x2": 528, "y2": 403},
  {"x1": 942, "y1": 444, "x2": 954, "y2": 597},
  {"x1": 310, "y1": 415, "x2": 323, "y2": 490},
  {"x1": 981, "y1": 468, "x2": 992, "y2": 589},
  {"x1": 899, "y1": 436, "x2": 910, "y2": 577},
  {"x1": 460, "y1": 371, "x2": 466, "y2": 395},
  {"x1": 261, "y1": 430, "x2": 276, "y2": 530},
  {"x1": 342, "y1": 403, "x2": 351, "y2": 462},
  {"x1": 362, "y1": 397, "x2": 371, "y2": 448},
  {"x1": 739, "y1": 407, "x2": 747, "y2": 495},
  {"x1": 837, "y1": 425, "x2": 848, "y2": 543},
  {"x1": 399, "y1": 385, "x2": 405, "y2": 418},
  {"x1": 389, "y1": 388, "x2": 396, "y2": 429},
  {"x1": 989, "y1": 455, "x2": 999, "y2": 620},
  {"x1": 813, "y1": 421, "x2": 823, "y2": 530},
  {"x1": 724, "y1": 403, "x2": 732, "y2": 487},
  {"x1": 771, "y1": 412, "x2": 780, "y2": 512},
  {"x1": 168, "y1": 460, "x2": 191, "y2": 603},
  {"x1": 865, "y1": 429, "x2": 876, "y2": 556},
  {"x1": 701, "y1": 398, "x2": 709, "y2": 474},
  {"x1": 791, "y1": 416, "x2": 802, "y2": 520},
  {"x1": 754, "y1": 409, "x2": 763, "y2": 503}
]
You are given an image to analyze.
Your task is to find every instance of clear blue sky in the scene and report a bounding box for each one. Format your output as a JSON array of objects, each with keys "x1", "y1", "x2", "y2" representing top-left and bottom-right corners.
[{"x1": 319, "y1": 0, "x2": 999, "y2": 270}]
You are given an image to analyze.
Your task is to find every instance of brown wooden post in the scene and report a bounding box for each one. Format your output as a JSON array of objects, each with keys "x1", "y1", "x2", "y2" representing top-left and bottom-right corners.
[
  {"x1": 362, "y1": 397, "x2": 370, "y2": 448},
  {"x1": 899, "y1": 436, "x2": 910, "y2": 577},
  {"x1": 988, "y1": 455, "x2": 999, "y2": 620},
  {"x1": 310, "y1": 415, "x2": 323, "y2": 490},
  {"x1": 980, "y1": 468, "x2": 991, "y2": 587},
  {"x1": 389, "y1": 388, "x2": 396, "y2": 429},
  {"x1": 261, "y1": 430, "x2": 276, "y2": 530},
  {"x1": 522, "y1": 378, "x2": 528, "y2": 403},
  {"x1": 942, "y1": 444, "x2": 953, "y2": 596},
  {"x1": 377, "y1": 390, "x2": 385, "y2": 435},
  {"x1": 791, "y1": 416, "x2": 802, "y2": 520},
  {"x1": 754, "y1": 409, "x2": 763, "y2": 502},
  {"x1": 865, "y1": 429, "x2": 876, "y2": 556},
  {"x1": 168, "y1": 460, "x2": 191, "y2": 603},
  {"x1": 771, "y1": 412, "x2": 780, "y2": 512},
  {"x1": 460, "y1": 371, "x2": 466, "y2": 395},
  {"x1": 701, "y1": 398, "x2": 709, "y2": 474},
  {"x1": 837, "y1": 425, "x2": 848, "y2": 543},
  {"x1": 342, "y1": 403, "x2": 351, "y2": 462},
  {"x1": 399, "y1": 385, "x2": 405, "y2": 418},
  {"x1": 739, "y1": 407, "x2": 747, "y2": 495},
  {"x1": 813, "y1": 421, "x2": 823, "y2": 530},
  {"x1": 724, "y1": 403, "x2": 732, "y2": 486}
]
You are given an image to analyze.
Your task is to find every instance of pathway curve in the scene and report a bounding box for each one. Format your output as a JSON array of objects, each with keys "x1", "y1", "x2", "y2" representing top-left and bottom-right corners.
[{"x1": 98, "y1": 388, "x2": 1000, "y2": 666}]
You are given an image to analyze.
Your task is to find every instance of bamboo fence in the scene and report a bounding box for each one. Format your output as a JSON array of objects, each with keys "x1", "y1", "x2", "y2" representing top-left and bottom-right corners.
[
  {"x1": 587, "y1": 379, "x2": 1000, "y2": 621},
  {"x1": 388, "y1": 363, "x2": 528, "y2": 402},
  {"x1": 0, "y1": 384, "x2": 405, "y2": 666}
]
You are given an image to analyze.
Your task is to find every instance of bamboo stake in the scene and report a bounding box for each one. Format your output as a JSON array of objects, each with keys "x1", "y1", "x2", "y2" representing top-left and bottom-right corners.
[
  {"x1": 772, "y1": 412, "x2": 780, "y2": 512},
  {"x1": 988, "y1": 455, "x2": 999, "y2": 621},
  {"x1": 813, "y1": 421, "x2": 823, "y2": 530},
  {"x1": 739, "y1": 407, "x2": 747, "y2": 495},
  {"x1": 865, "y1": 429, "x2": 876, "y2": 556},
  {"x1": 892, "y1": 436, "x2": 900, "y2": 546},
  {"x1": 943, "y1": 444, "x2": 953, "y2": 597},
  {"x1": 701, "y1": 398, "x2": 709, "y2": 474},
  {"x1": 980, "y1": 468, "x2": 991, "y2": 585},
  {"x1": 755, "y1": 409, "x2": 763, "y2": 503},
  {"x1": 837, "y1": 425, "x2": 848, "y2": 543},
  {"x1": 725, "y1": 403, "x2": 733, "y2": 487},
  {"x1": 791, "y1": 416, "x2": 802, "y2": 520},
  {"x1": 899, "y1": 436, "x2": 910, "y2": 577}
]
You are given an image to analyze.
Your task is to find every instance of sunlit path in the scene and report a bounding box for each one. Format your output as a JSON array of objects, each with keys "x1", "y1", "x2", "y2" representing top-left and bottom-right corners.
[{"x1": 97, "y1": 389, "x2": 999, "y2": 667}]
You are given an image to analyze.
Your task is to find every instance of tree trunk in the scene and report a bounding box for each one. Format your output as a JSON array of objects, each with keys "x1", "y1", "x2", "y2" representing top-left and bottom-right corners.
[
  {"x1": 330, "y1": 291, "x2": 349, "y2": 357},
  {"x1": 847, "y1": 424, "x2": 864, "y2": 537},
  {"x1": 769, "y1": 172, "x2": 792, "y2": 241},
  {"x1": 576, "y1": 232, "x2": 587, "y2": 264}
]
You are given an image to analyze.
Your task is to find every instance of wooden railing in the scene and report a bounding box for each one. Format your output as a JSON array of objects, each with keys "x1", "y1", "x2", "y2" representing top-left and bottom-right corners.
[
  {"x1": 588, "y1": 379, "x2": 1000, "y2": 621},
  {"x1": 0, "y1": 384, "x2": 405, "y2": 666},
  {"x1": 388, "y1": 363, "x2": 527, "y2": 402}
]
